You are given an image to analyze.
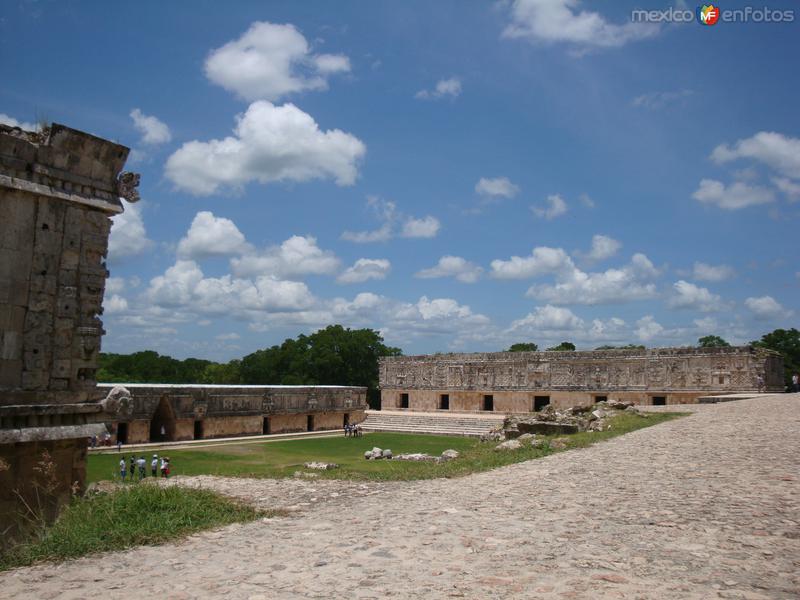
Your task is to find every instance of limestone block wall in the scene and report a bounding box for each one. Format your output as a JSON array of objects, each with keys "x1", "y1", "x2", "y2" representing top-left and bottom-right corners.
[
  {"x1": 380, "y1": 346, "x2": 784, "y2": 412},
  {"x1": 99, "y1": 384, "x2": 368, "y2": 442},
  {"x1": 202, "y1": 416, "x2": 262, "y2": 439}
]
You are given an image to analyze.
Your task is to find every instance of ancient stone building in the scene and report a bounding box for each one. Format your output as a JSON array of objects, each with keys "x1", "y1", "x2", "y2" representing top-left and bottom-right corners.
[
  {"x1": 380, "y1": 346, "x2": 783, "y2": 412},
  {"x1": 100, "y1": 383, "x2": 367, "y2": 444},
  {"x1": 0, "y1": 123, "x2": 137, "y2": 540}
]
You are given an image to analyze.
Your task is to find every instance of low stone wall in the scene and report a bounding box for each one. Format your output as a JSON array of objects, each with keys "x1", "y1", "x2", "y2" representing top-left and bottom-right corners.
[{"x1": 383, "y1": 389, "x2": 707, "y2": 412}]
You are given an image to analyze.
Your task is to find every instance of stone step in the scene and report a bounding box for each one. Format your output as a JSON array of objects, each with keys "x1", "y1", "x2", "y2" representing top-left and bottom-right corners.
[{"x1": 360, "y1": 412, "x2": 503, "y2": 437}]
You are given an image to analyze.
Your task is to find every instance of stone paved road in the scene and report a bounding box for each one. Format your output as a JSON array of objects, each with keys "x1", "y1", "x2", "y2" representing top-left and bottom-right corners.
[{"x1": 2, "y1": 394, "x2": 799, "y2": 599}]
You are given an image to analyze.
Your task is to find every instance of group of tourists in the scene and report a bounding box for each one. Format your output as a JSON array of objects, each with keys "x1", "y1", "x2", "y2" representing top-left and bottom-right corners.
[
  {"x1": 119, "y1": 454, "x2": 171, "y2": 481},
  {"x1": 343, "y1": 423, "x2": 363, "y2": 437}
]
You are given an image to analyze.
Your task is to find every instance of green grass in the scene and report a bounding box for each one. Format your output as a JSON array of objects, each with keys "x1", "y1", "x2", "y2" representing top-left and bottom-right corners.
[
  {"x1": 89, "y1": 412, "x2": 684, "y2": 483},
  {"x1": 0, "y1": 484, "x2": 267, "y2": 571}
]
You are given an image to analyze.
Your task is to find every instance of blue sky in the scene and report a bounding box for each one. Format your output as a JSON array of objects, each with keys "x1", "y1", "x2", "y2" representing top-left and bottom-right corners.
[{"x1": 1, "y1": 0, "x2": 798, "y2": 359}]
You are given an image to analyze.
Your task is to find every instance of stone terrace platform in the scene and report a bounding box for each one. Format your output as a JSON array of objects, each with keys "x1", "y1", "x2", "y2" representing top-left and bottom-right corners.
[{"x1": 2, "y1": 394, "x2": 798, "y2": 599}]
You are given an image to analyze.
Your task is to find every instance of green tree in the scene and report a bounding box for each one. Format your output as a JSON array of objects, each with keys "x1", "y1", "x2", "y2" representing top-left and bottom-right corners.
[
  {"x1": 752, "y1": 328, "x2": 800, "y2": 388},
  {"x1": 698, "y1": 335, "x2": 731, "y2": 348},
  {"x1": 546, "y1": 341, "x2": 576, "y2": 352},
  {"x1": 507, "y1": 342, "x2": 538, "y2": 352}
]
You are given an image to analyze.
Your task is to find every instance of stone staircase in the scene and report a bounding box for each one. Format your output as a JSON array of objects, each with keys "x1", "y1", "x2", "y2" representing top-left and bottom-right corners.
[{"x1": 360, "y1": 410, "x2": 506, "y2": 437}]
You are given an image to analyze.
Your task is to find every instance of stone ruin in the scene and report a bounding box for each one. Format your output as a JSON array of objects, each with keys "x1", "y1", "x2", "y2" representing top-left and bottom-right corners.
[
  {"x1": 482, "y1": 400, "x2": 646, "y2": 443},
  {"x1": 0, "y1": 122, "x2": 138, "y2": 542}
]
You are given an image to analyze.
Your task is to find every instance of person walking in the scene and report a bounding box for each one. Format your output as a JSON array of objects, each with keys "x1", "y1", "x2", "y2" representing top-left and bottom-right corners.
[
  {"x1": 792, "y1": 373, "x2": 799, "y2": 393},
  {"x1": 119, "y1": 456, "x2": 127, "y2": 481},
  {"x1": 160, "y1": 456, "x2": 167, "y2": 478},
  {"x1": 151, "y1": 454, "x2": 159, "y2": 477},
  {"x1": 137, "y1": 456, "x2": 146, "y2": 480},
  {"x1": 129, "y1": 456, "x2": 136, "y2": 482}
]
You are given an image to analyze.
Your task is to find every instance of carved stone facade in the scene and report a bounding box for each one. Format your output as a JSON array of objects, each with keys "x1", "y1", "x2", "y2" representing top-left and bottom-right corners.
[
  {"x1": 380, "y1": 346, "x2": 783, "y2": 412},
  {"x1": 101, "y1": 383, "x2": 368, "y2": 444},
  {"x1": 0, "y1": 123, "x2": 137, "y2": 542}
]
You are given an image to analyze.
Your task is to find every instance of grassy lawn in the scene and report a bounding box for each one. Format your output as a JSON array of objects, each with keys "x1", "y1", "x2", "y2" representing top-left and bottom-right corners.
[
  {"x1": 0, "y1": 485, "x2": 268, "y2": 571},
  {"x1": 89, "y1": 412, "x2": 683, "y2": 483}
]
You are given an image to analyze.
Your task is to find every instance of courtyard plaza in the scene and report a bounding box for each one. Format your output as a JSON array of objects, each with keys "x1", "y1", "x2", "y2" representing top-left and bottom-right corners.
[{"x1": 2, "y1": 393, "x2": 798, "y2": 599}]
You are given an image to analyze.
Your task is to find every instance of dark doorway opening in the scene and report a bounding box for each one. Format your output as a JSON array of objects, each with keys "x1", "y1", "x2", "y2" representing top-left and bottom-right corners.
[
  {"x1": 193, "y1": 420, "x2": 204, "y2": 440},
  {"x1": 652, "y1": 396, "x2": 667, "y2": 406},
  {"x1": 594, "y1": 395, "x2": 608, "y2": 404},
  {"x1": 117, "y1": 422, "x2": 128, "y2": 444},
  {"x1": 343, "y1": 413, "x2": 350, "y2": 427},
  {"x1": 307, "y1": 415, "x2": 315, "y2": 431},
  {"x1": 400, "y1": 393, "x2": 409, "y2": 409},
  {"x1": 533, "y1": 396, "x2": 550, "y2": 411},
  {"x1": 262, "y1": 417, "x2": 271, "y2": 435},
  {"x1": 439, "y1": 394, "x2": 450, "y2": 410},
  {"x1": 149, "y1": 396, "x2": 176, "y2": 442},
  {"x1": 483, "y1": 394, "x2": 494, "y2": 411}
]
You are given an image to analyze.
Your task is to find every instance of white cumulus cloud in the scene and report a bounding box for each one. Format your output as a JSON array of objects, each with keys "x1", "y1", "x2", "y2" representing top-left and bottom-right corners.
[
  {"x1": 204, "y1": 21, "x2": 350, "y2": 102},
  {"x1": 231, "y1": 235, "x2": 340, "y2": 279},
  {"x1": 108, "y1": 200, "x2": 153, "y2": 263},
  {"x1": 177, "y1": 211, "x2": 252, "y2": 259},
  {"x1": 165, "y1": 101, "x2": 365, "y2": 195},
  {"x1": 692, "y1": 179, "x2": 775, "y2": 210},
  {"x1": 667, "y1": 280, "x2": 725, "y2": 313},
  {"x1": 490, "y1": 246, "x2": 573, "y2": 279},
  {"x1": 416, "y1": 256, "x2": 483, "y2": 283},
  {"x1": 129, "y1": 108, "x2": 172, "y2": 145},
  {"x1": 526, "y1": 253, "x2": 660, "y2": 305},
  {"x1": 337, "y1": 258, "x2": 391, "y2": 284},
  {"x1": 401, "y1": 216, "x2": 440, "y2": 239},
  {"x1": 692, "y1": 262, "x2": 735, "y2": 282},
  {"x1": 475, "y1": 176, "x2": 519, "y2": 198},
  {"x1": 502, "y1": 0, "x2": 659, "y2": 49},
  {"x1": 575, "y1": 234, "x2": 621, "y2": 264},
  {"x1": 531, "y1": 194, "x2": 568, "y2": 220},
  {"x1": 711, "y1": 131, "x2": 800, "y2": 180},
  {"x1": 744, "y1": 296, "x2": 792, "y2": 320},
  {"x1": 415, "y1": 77, "x2": 462, "y2": 100},
  {"x1": 341, "y1": 197, "x2": 439, "y2": 243}
]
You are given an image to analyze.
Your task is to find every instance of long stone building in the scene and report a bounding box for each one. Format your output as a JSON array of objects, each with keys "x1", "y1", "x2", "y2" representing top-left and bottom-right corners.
[
  {"x1": 0, "y1": 123, "x2": 138, "y2": 540},
  {"x1": 379, "y1": 346, "x2": 783, "y2": 412},
  {"x1": 99, "y1": 383, "x2": 367, "y2": 444}
]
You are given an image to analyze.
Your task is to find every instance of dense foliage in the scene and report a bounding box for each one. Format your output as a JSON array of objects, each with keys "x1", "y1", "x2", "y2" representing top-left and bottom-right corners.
[
  {"x1": 97, "y1": 325, "x2": 402, "y2": 406},
  {"x1": 698, "y1": 335, "x2": 731, "y2": 347},
  {"x1": 752, "y1": 328, "x2": 800, "y2": 387},
  {"x1": 507, "y1": 343, "x2": 539, "y2": 352},
  {"x1": 546, "y1": 341, "x2": 576, "y2": 352}
]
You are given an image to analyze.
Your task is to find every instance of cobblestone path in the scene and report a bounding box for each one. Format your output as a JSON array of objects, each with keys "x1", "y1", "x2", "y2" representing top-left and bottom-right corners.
[{"x1": 2, "y1": 394, "x2": 798, "y2": 599}]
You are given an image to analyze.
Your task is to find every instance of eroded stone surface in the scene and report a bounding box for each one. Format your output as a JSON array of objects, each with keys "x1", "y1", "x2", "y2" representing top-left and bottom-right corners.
[{"x1": 2, "y1": 394, "x2": 799, "y2": 599}]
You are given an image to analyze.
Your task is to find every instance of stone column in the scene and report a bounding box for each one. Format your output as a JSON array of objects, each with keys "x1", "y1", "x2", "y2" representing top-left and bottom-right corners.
[{"x1": 0, "y1": 123, "x2": 139, "y2": 543}]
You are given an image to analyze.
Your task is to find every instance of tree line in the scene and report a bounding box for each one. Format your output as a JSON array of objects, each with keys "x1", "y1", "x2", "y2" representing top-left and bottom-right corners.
[{"x1": 98, "y1": 325, "x2": 800, "y2": 394}]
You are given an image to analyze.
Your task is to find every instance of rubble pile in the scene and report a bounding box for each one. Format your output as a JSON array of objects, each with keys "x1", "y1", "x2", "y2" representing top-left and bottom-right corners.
[{"x1": 481, "y1": 400, "x2": 646, "y2": 443}]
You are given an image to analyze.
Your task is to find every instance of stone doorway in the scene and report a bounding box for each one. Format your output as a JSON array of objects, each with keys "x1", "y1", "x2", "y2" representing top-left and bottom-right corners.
[
  {"x1": 149, "y1": 396, "x2": 176, "y2": 442},
  {"x1": 307, "y1": 415, "x2": 315, "y2": 431},
  {"x1": 262, "y1": 417, "x2": 271, "y2": 435},
  {"x1": 343, "y1": 413, "x2": 350, "y2": 427},
  {"x1": 117, "y1": 422, "x2": 129, "y2": 444},
  {"x1": 533, "y1": 396, "x2": 550, "y2": 411},
  {"x1": 652, "y1": 396, "x2": 667, "y2": 406},
  {"x1": 193, "y1": 420, "x2": 204, "y2": 440},
  {"x1": 400, "y1": 393, "x2": 409, "y2": 409},
  {"x1": 483, "y1": 395, "x2": 494, "y2": 411},
  {"x1": 439, "y1": 394, "x2": 450, "y2": 410}
]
